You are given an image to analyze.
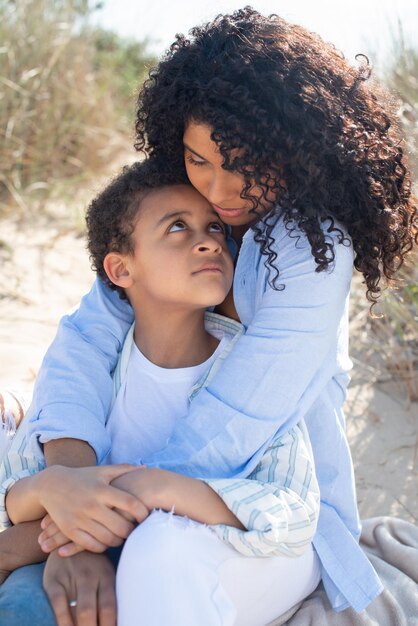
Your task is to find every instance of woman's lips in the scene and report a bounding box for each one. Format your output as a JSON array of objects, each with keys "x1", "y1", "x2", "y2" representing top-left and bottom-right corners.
[{"x1": 212, "y1": 205, "x2": 246, "y2": 218}]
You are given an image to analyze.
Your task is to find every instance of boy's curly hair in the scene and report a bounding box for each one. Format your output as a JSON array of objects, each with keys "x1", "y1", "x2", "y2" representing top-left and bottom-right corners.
[
  {"x1": 86, "y1": 159, "x2": 188, "y2": 299},
  {"x1": 135, "y1": 6, "x2": 417, "y2": 305}
]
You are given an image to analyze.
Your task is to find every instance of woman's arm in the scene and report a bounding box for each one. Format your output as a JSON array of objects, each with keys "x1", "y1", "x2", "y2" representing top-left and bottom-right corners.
[
  {"x1": 144, "y1": 226, "x2": 354, "y2": 478},
  {"x1": 109, "y1": 421, "x2": 320, "y2": 559},
  {"x1": 111, "y1": 468, "x2": 245, "y2": 529},
  {"x1": 26, "y1": 278, "x2": 134, "y2": 464},
  {"x1": 38, "y1": 466, "x2": 245, "y2": 556},
  {"x1": 5, "y1": 464, "x2": 147, "y2": 539},
  {"x1": 40, "y1": 421, "x2": 318, "y2": 559}
]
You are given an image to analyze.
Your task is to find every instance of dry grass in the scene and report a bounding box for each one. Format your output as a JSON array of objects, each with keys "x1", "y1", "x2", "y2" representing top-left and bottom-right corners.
[{"x1": 0, "y1": 0, "x2": 139, "y2": 216}]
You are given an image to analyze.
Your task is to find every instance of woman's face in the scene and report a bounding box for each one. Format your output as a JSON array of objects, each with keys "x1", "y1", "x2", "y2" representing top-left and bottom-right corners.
[{"x1": 183, "y1": 121, "x2": 263, "y2": 227}]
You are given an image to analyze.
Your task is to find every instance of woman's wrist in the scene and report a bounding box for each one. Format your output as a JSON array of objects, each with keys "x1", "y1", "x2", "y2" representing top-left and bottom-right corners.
[{"x1": 6, "y1": 469, "x2": 50, "y2": 524}]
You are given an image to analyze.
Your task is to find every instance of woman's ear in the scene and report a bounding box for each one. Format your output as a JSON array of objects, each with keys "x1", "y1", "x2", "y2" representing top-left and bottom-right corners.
[{"x1": 103, "y1": 253, "x2": 134, "y2": 290}]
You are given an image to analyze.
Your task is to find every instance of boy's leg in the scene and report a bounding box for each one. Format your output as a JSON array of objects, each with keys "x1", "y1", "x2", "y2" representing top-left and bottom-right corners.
[
  {"x1": 0, "y1": 562, "x2": 56, "y2": 626},
  {"x1": 116, "y1": 510, "x2": 320, "y2": 626}
]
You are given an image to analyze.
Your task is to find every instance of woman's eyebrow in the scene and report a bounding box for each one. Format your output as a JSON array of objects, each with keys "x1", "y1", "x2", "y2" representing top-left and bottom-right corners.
[{"x1": 183, "y1": 143, "x2": 207, "y2": 160}]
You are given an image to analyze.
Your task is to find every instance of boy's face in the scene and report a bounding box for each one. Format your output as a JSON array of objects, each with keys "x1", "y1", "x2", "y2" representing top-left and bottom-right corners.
[{"x1": 124, "y1": 184, "x2": 234, "y2": 310}]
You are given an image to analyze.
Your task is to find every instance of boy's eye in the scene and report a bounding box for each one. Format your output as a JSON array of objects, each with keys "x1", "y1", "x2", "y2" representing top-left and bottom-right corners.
[
  {"x1": 168, "y1": 220, "x2": 187, "y2": 232},
  {"x1": 209, "y1": 222, "x2": 225, "y2": 234}
]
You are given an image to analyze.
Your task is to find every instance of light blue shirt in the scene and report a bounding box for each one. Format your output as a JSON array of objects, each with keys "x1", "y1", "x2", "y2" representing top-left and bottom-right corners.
[{"x1": 26, "y1": 216, "x2": 383, "y2": 612}]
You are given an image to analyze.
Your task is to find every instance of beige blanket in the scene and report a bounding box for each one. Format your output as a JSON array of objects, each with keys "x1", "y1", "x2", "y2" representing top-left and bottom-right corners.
[{"x1": 269, "y1": 517, "x2": 418, "y2": 626}]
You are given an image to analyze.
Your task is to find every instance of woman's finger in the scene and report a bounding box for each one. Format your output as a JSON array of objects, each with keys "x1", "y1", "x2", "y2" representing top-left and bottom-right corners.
[
  {"x1": 103, "y1": 485, "x2": 150, "y2": 523},
  {"x1": 44, "y1": 580, "x2": 75, "y2": 626},
  {"x1": 89, "y1": 502, "x2": 138, "y2": 540},
  {"x1": 97, "y1": 464, "x2": 138, "y2": 481},
  {"x1": 57, "y1": 526, "x2": 110, "y2": 555}
]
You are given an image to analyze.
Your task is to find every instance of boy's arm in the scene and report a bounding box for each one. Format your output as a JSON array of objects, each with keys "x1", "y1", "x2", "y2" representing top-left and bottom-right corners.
[
  {"x1": 26, "y1": 278, "x2": 133, "y2": 465},
  {"x1": 112, "y1": 423, "x2": 319, "y2": 559},
  {"x1": 202, "y1": 422, "x2": 320, "y2": 557}
]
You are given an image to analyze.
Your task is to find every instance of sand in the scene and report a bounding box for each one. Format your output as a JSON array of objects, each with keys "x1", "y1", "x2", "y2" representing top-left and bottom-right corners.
[{"x1": 1, "y1": 215, "x2": 417, "y2": 523}]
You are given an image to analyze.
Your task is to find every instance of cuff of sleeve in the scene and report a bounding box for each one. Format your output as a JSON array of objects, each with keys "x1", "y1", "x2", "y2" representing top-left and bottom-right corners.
[
  {"x1": 26, "y1": 403, "x2": 112, "y2": 464},
  {"x1": 0, "y1": 469, "x2": 41, "y2": 530}
]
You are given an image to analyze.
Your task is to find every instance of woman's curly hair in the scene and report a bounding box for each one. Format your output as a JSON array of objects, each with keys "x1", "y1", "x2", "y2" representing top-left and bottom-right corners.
[
  {"x1": 86, "y1": 158, "x2": 188, "y2": 299},
  {"x1": 135, "y1": 6, "x2": 417, "y2": 305}
]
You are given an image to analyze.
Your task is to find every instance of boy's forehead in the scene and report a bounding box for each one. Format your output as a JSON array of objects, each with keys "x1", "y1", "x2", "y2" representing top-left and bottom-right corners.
[{"x1": 140, "y1": 184, "x2": 215, "y2": 218}]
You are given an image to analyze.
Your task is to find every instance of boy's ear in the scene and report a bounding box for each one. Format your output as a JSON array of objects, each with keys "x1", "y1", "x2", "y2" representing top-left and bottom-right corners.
[{"x1": 103, "y1": 253, "x2": 134, "y2": 289}]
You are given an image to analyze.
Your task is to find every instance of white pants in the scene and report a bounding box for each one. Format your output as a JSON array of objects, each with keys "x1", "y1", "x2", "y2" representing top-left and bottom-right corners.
[{"x1": 116, "y1": 510, "x2": 321, "y2": 626}]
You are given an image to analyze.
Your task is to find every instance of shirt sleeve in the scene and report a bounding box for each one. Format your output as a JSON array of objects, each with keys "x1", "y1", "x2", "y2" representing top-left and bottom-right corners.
[
  {"x1": 202, "y1": 421, "x2": 320, "y2": 557},
  {"x1": 0, "y1": 418, "x2": 45, "y2": 530},
  {"x1": 145, "y1": 226, "x2": 353, "y2": 477},
  {"x1": 26, "y1": 278, "x2": 134, "y2": 463}
]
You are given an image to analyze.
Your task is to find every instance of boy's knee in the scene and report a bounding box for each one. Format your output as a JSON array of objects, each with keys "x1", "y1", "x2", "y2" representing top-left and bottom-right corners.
[{"x1": 118, "y1": 510, "x2": 217, "y2": 576}]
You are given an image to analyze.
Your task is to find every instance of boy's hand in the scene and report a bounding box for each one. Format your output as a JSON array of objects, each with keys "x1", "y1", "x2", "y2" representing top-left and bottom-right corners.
[
  {"x1": 39, "y1": 516, "x2": 86, "y2": 556},
  {"x1": 43, "y1": 550, "x2": 116, "y2": 626},
  {"x1": 36, "y1": 464, "x2": 148, "y2": 551}
]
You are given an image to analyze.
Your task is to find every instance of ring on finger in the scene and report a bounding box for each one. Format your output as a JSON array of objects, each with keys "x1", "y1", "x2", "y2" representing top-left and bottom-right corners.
[{"x1": 69, "y1": 599, "x2": 77, "y2": 608}]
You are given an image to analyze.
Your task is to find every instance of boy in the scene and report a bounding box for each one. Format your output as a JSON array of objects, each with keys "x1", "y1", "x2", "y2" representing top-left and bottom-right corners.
[{"x1": 0, "y1": 160, "x2": 319, "y2": 625}]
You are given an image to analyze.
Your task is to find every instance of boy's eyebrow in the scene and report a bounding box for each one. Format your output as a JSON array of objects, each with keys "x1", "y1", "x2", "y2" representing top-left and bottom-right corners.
[
  {"x1": 183, "y1": 143, "x2": 207, "y2": 160},
  {"x1": 156, "y1": 210, "x2": 192, "y2": 227}
]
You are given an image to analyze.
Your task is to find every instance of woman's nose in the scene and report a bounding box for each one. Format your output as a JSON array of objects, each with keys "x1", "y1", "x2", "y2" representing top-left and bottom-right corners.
[{"x1": 206, "y1": 170, "x2": 242, "y2": 206}]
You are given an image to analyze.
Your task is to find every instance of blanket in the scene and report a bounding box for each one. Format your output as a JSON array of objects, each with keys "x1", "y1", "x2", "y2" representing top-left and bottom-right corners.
[{"x1": 269, "y1": 517, "x2": 418, "y2": 626}]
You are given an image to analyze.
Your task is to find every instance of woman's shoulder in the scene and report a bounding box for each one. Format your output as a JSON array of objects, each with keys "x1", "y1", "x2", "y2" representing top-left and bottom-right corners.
[{"x1": 259, "y1": 214, "x2": 354, "y2": 274}]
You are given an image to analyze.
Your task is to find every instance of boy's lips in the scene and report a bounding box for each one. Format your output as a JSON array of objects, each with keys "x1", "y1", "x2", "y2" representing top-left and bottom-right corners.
[
  {"x1": 212, "y1": 205, "x2": 246, "y2": 218},
  {"x1": 193, "y1": 262, "x2": 224, "y2": 274}
]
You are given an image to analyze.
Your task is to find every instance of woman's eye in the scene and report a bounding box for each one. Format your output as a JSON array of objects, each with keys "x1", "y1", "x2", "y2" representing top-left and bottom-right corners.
[
  {"x1": 185, "y1": 155, "x2": 206, "y2": 167},
  {"x1": 169, "y1": 220, "x2": 187, "y2": 232},
  {"x1": 209, "y1": 222, "x2": 225, "y2": 234}
]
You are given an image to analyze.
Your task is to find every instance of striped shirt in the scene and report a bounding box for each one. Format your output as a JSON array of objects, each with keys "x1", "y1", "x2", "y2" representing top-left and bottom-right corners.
[{"x1": 0, "y1": 312, "x2": 320, "y2": 558}]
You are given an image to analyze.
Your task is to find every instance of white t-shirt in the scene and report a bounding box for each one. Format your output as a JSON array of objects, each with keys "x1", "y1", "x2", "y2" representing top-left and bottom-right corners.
[{"x1": 106, "y1": 331, "x2": 231, "y2": 465}]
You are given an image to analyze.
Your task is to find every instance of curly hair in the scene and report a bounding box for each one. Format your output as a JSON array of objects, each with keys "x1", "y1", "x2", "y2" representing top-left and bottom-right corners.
[
  {"x1": 86, "y1": 158, "x2": 188, "y2": 299},
  {"x1": 135, "y1": 6, "x2": 417, "y2": 305}
]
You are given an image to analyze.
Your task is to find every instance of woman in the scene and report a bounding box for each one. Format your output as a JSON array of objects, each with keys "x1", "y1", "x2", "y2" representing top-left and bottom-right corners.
[{"x1": 3, "y1": 7, "x2": 416, "y2": 625}]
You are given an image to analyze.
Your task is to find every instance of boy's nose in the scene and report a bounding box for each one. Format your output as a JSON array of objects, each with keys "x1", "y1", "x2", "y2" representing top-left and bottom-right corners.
[{"x1": 193, "y1": 236, "x2": 222, "y2": 254}]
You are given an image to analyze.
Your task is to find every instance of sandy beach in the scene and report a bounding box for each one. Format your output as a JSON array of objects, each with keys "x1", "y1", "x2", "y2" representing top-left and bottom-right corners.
[{"x1": 1, "y1": 215, "x2": 417, "y2": 523}]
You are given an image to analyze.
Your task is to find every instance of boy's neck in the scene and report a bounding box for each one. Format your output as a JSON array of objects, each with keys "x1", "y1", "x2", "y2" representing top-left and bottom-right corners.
[{"x1": 132, "y1": 305, "x2": 219, "y2": 369}]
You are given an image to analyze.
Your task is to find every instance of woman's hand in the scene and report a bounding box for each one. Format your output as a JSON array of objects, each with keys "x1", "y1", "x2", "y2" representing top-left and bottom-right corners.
[
  {"x1": 39, "y1": 505, "x2": 139, "y2": 557},
  {"x1": 43, "y1": 550, "x2": 116, "y2": 626},
  {"x1": 111, "y1": 467, "x2": 245, "y2": 529},
  {"x1": 34, "y1": 464, "x2": 149, "y2": 551},
  {"x1": 40, "y1": 467, "x2": 168, "y2": 557}
]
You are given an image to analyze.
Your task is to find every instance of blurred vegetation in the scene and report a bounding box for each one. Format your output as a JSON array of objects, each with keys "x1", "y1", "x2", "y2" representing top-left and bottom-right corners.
[
  {"x1": 355, "y1": 33, "x2": 418, "y2": 405},
  {"x1": 0, "y1": 0, "x2": 155, "y2": 214}
]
